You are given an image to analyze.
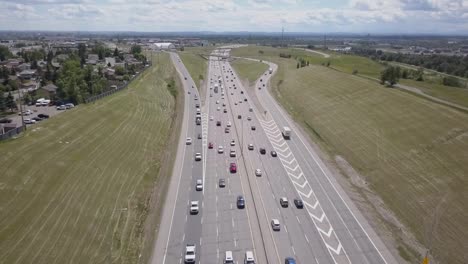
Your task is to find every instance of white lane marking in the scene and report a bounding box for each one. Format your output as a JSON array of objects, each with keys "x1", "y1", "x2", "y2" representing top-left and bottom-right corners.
[
  {"x1": 201, "y1": 216, "x2": 203, "y2": 224},
  {"x1": 305, "y1": 234, "x2": 310, "y2": 243},
  {"x1": 182, "y1": 233, "x2": 185, "y2": 241},
  {"x1": 292, "y1": 179, "x2": 308, "y2": 189},
  {"x1": 296, "y1": 215, "x2": 301, "y2": 224},
  {"x1": 200, "y1": 237, "x2": 202, "y2": 245},
  {"x1": 284, "y1": 225, "x2": 288, "y2": 233},
  {"x1": 291, "y1": 246, "x2": 296, "y2": 255},
  {"x1": 310, "y1": 212, "x2": 326, "y2": 223}
]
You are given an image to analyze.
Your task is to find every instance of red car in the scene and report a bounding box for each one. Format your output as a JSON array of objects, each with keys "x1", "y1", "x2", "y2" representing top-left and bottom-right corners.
[
  {"x1": 208, "y1": 142, "x2": 214, "y2": 149},
  {"x1": 230, "y1": 163, "x2": 237, "y2": 173}
]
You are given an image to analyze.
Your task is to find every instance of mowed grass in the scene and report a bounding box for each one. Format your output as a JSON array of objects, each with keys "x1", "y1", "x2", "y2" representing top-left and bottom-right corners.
[
  {"x1": 230, "y1": 58, "x2": 269, "y2": 86},
  {"x1": 400, "y1": 79, "x2": 468, "y2": 108},
  {"x1": 178, "y1": 46, "x2": 216, "y2": 88},
  {"x1": 232, "y1": 46, "x2": 468, "y2": 264},
  {"x1": 0, "y1": 53, "x2": 178, "y2": 264}
]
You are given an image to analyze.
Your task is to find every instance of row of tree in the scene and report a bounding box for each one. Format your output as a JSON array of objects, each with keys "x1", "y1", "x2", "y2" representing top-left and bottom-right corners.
[
  {"x1": 352, "y1": 47, "x2": 468, "y2": 78},
  {"x1": 0, "y1": 92, "x2": 17, "y2": 113}
]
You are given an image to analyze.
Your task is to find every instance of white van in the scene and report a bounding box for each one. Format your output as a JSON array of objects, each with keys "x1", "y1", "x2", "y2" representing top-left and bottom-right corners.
[
  {"x1": 224, "y1": 251, "x2": 234, "y2": 263},
  {"x1": 244, "y1": 251, "x2": 255, "y2": 264}
]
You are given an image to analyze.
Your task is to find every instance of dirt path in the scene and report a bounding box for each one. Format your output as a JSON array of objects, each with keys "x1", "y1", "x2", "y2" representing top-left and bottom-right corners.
[{"x1": 295, "y1": 48, "x2": 331, "y2": 58}]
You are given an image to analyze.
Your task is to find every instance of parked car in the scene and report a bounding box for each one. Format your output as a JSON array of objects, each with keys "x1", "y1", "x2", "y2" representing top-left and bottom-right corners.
[
  {"x1": 65, "y1": 103, "x2": 75, "y2": 109},
  {"x1": 32, "y1": 117, "x2": 43, "y2": 122},
  {"x1": 37, "y1": 114, "x2": 49, "y2": 119},
  {"x1": 24, "y1": 118, "x2": 36, "y2": 124},
  {"x1": 0, "y1": 118, "x2": 12, "y2": 123},
  {"x1": 56, "y1": 105, "x2": 66, "y2": 110}
]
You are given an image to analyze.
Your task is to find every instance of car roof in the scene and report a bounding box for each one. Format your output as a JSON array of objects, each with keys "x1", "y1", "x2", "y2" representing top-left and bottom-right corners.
[{"x1": 272, "y1": 219, "x2": 280, "y2": 224}]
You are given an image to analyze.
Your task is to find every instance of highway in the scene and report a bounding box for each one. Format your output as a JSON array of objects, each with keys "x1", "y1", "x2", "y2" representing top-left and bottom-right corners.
[{"x1": 151, "y1": 48, "x2": 398, "y2": 264}]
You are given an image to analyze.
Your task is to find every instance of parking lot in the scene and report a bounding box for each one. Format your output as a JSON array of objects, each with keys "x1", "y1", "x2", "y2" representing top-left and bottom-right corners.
[{"x1": 5, "y1": 104, "x2": 65, "y2": 127}]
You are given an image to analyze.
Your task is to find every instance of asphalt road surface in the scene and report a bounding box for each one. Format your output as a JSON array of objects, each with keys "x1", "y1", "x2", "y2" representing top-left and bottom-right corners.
[{"x1": 151, "y1": 49, "x2": 398, "y2": 264}]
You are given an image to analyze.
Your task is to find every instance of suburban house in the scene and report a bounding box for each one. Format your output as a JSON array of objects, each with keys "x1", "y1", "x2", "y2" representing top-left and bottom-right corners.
[
  {"x1": 18, "y1": 69, "x2": 37, "y2": 80},
  {"x1": 86, "y1": 54, "x2": 99, "y2": 65},
  {"x1": 41, "y1": 83, "x2": 58, "y2": 98},
  {"x1": 105, "y1": 57, "x2": 115, "y2": 67},
  {"x1": 20, "y1": 81, "x2": 39, "y2": 91},
  {"x1": 17, "y1": 63, "x2": 31, "y2": 72}
]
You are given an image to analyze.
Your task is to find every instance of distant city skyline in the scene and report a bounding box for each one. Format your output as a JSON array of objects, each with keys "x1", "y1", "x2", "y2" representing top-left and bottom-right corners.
[{"x1": 0, "y1": 0, "x2": 467, "y2": 34}]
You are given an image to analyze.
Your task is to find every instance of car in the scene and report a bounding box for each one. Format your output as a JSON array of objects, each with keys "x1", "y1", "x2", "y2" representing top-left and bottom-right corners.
[
  {"x1": 24, "y1": 118, "x2": 36, "y2": 124},
  {"x1": 223, "y1": 109, "x2": 227, "y2": 113},
  {"x1": 225, "y1": 127, "x2": 230, "y2": 133},
  {"x1": 32, "y1": 117, "x2": 43, "y2": 122},
  {"x1": 237, "y1": 196, "x2": 245, "y2": 209},
  {"x1": 263, "y1": 84, "x2": 266, "y2": 87},
  {"x1": 219, "y1": 178, "x2": 226, "y2": 188},
  {"x1": 208, "y1": 142, "x2": 214, "y2": 149},
  {"x1": 230, "y1": 149, "x2": 236, "y2": 157},
  {"x1": 217, "y1": 121, "x2": 221, "y2": 126},
  {"x1": 0, "y1": 118, "x2": 13, "y2": 123},
  {"x1": 249, "y1": 107, "x2": 253, "y2": 112},
  {"x1": 56, "y1": 105, "x2": 66, "y2": 110},
  {"x1": 230, "y1": 140, "x2": 235, "y2": 146},
  {"x1": 227, "y1": 121, "x2": 232, "y2": 127},
  {"x1": 20, "y1": 109, "x2": 33, "y2": 115},
  {"x1": 190, "y1": 201, "x2": 199, "y2": 214},
  {"x1": 217, "y1": 107, "x2": 221, "y2": 111},
  {"x1": 186, "y1": 137, "x2": 192, "y2": 145},
  {"x1": 224, "y1": 251, "x2": 234, "y2": 264},
  {"x1": 218, "y1": 145, "x2": 224, "y2": 154},
  {"x1": 240, "y1": 91, "x2": 244, "y2": 94},
  {"x1": 238, "y1": 115, "x2": 242, "y2": 119},
  {"x1": 294, "y1": 199, "x2": 304, "y2": 209},
  {"x1": 260, "y1": 79, "x2": 263, "y2": 82},
  {"x1": 244, "y1": 251, "x2": 255, "y2": 264},
  {"x1": 285, "y1": 257, "x2": 296, "y2": 264},
  {"x1": 280, "y1": 197, "x2": 289, "y2": 207},
  {"x1": 271, "y1": 219, "x2": 280, "y2": 231},
  {"x1": 248, "y1": 144, "x2": 254, "y2": 150},
  {"x1": 184, "y1": 77, "x2": 187, "y2": 80},
  {"x1": 196, "y1": 179, "x2": 203, "y2": 191},
  {"x1": 185, "y1": 244, "x2": 196, "y2": 263},
  {"x1": 259, "y1": 148, "x2": 266, "y2": 154},
  {"x1": 271, "y1": 151, "x2": 277, "y2": 157},
  {"x1": 251, "y1": 126, "x2": 256, "y2": 131},
  {"x1": 222, "y1": 103, "x2": 226, "y2": 107},
  {"x1": 210, "y1": 116, "x2": 214, "y2": 121},
  {"x1": 198, "y1": 133, "x2": 202, "y2": 139},
  {"x1": 38, "y1": 114, "x2": 49, "y2": 119},
  {"x1": 255, "y1": 169, "x2": 262, "y2": 176},
  {"x1": 244, "y1": 98, "x2": 247, "y2": 102},
  {"x1": 65, "y1": 103, "x2": 75, "y2": 109},
  {"x1": 216, "y1": 100, "x2": 220, "y2": 104},
  {"x1": 195, "y1": 153, "x2": 202, "y2": 161},
  {"x1": 230, "y1": 162, "x2": 237, "y2": 173},
  {"x1": 247, "y1": 116, "x2": 252, "y2": 121}
]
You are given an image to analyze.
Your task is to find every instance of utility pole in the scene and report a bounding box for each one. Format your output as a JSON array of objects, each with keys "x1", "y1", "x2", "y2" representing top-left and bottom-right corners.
[
  {"x1": 18, "y1": 89, "x2": 25, "y2": 131},
  {"x1": 281, "y1": 26, "x2": 284, "y2": 47},
  {"x1": 323, "y1": 34, "x2": 327, "y2": 50}
]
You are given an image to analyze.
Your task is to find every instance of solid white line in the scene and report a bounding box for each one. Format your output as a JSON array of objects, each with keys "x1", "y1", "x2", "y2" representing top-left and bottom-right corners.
[{"x1": 296, "y1": 215, "x2": 301, "y2": 224}]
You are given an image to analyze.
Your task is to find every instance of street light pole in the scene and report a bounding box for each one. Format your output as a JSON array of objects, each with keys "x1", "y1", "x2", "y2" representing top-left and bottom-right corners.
[{"x1": 18, "y1": 89, "x2": 25, "y2": 131}]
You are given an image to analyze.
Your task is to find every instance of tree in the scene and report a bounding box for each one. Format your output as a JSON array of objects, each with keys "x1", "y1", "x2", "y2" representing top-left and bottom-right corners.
[
  {"x1": 0, "y1": 46, "x2": 12, "y2": 61},
  {"x1": 47, "y1": 50, "x2": 54, "y2": 63},
  {"x1": 78, "y1": 43, "x2": 87, "y2": 67},
  {"x1": 380, "y1": 66, "x2": 400, "y2": 87},
  {"x1": 131, "y1": 45, "x2": 142, "y2": 55},
  {"x1": 296, "y1": 62, "x2": 300, "y2": 69},
  {"x1": 5, "y1": 92, "x2": 16, "y2": 110},
  {"x1": 115, "y1": 66, "x2": 126, "y2": 75},
  {"x1": 0, "y1": 90, "x2": 5, "y2": 112},
  {"x1": 113, "y1": 47, "x2": 119, "y2": 57},
  {"x1": 8, "y1": 79, "x2": 18, "y2": 91},
  {"x1": 401, "y1": 69, "x2": 409, "y2": 79},
  {"x1": 442, "y1": 76, "x2": 461, "y2": 87}
]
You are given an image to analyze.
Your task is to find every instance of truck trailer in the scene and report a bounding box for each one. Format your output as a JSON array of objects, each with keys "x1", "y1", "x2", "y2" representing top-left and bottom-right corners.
[{"x1": 282, "y1": 126, "x2": 291, "y2": 139}]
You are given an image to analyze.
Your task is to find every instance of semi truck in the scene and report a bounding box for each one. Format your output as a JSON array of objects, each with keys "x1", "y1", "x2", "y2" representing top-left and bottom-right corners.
[
  {"x1": 269, "y1": 68, "x2": 273, "y2": 74},
  {"x1": 282, "y1": 126, "x2": 291, "y2": 139}
]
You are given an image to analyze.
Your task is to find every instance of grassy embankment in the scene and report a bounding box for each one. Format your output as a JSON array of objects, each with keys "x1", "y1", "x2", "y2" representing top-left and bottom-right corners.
[
  {"x1": 232, "y1": 46, "x2": 468, "y2": 264},
  {"x1": 0, "y1": 52, "x2": 181, "y2": 264},
  {"x1": 230, "y1": 58, "x2": 269, "y2": 86},
  {"x1": 178, "y1": 46, "x2": 216, "y2": 91}
]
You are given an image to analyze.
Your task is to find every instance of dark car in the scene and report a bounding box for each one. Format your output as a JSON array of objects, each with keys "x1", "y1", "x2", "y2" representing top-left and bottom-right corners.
[
  {"x1": 238, "y1": 115, "x2": 242, "y2": 119},
  {"x1": 32, "y1": 117, "x2": 43, "y2": 122},
  {"x1": 271, "y1": 151, "x2": 277, "y2": 157},
  {"x1": 244, "y1": 98, "x2": 247, "y2": 102},
  {"x1": 285, "y1": 257, "x2": 296, "y2": 264},
  {"x1": 0, "y1": 118, "x2": 13, "y2": 123},
  {"x1": 38, "y1": 114, "x2": 50, "y2": 119},
  {"x1": 216, "y1": 121, "x2": 221, "y2": 126},
  {"x1": 240, "y1": 91, "x2": 244, "y2": 94},
  {"x1": 219, "y1": 178, "x2": 226, "y2": 188},
  {"x1": 208, "y1": 142, "x2": 214, "y2": 149},
  {"x1": 251, "y1": 126, "x2": 256, "y2": 131},
  {"x1": 237, "y1": 196, "x2": 245, "y2": 209},
  {"x1": 294, "y1": 199, "x2": 304, "y2": 209},
  {"x1": 198, "y1": 133, "x2": 202, "y2": 139},
  {"x1": 260, "y1": 148, "x2": 266, "y2": 154}
]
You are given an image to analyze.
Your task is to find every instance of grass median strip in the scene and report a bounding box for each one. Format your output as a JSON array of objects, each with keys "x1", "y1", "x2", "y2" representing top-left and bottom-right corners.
[
  {"x1": 232, "y1": 46, "x2": 468, "y2": 264},
  {"x1": 230, "y1": 58, "x2": 269, "y2": 86},
  {"x1": 0, "y1": 52, "x2": 179, "y2": 264}
]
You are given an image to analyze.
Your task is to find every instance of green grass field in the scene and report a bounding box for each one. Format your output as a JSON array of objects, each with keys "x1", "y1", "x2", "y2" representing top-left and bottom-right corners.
[
  {"x1": 0, "y1": 52, "x2": 179, "y2": 264},
  {"x1": 232, "y1": 46, "x2": 468, "y2": 264},
  {"x1": 230, "y1": 58, "x2": 269, "y2": 86},
  {"x1": 400, "y1": 79, "x2": 468, "y2": 108},
  {"x1": 178, "y1": 46, "x2": 216, "y2": 89}
]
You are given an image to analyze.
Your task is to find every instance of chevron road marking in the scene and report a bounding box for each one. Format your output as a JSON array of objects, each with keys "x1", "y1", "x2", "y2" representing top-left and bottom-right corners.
[
  {"x1": 274, "y1": 145, "x2": 289, "y2": 154},
  {"x1": 268, "y1": 135, "x2": 284, "y2": 144},
  {"x1": 287, "y1": 172, "x2": 303, "y2": 180},
  {"x1": 298, "y1": 189, "x2": 313, "y2": 199},
  {"x1": 292, "y1": 179, "x2": 308, "y2": 189},
  {"x1": 263, "y1": 127, "x2": 279, "y2": 134},
  {"x1": 310, "y1": 212, "x2": 326, "y2": 223},
  {"x1": 304, "y1": 200, "x2": 319, "y2": 210},
  {"x1": 327, "y1": 243, "x2": 343, "y2": 255},
  {"x1": 284, "y1": 164, "x2": 299, "y2": 173},
  {"x1": 277, "y1": 151, "x2": 292, "y2": 159},
  {"x1": 279, "y1": 157, "x2": 296, "y2": 166},
  {"x1": 271, "y1": 140, "x2": 287, "y2": 148}
]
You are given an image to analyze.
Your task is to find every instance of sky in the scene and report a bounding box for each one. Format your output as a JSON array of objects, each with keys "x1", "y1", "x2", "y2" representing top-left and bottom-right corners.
[{"x1": 0, "y1": 0, "x2": 467, "y2": 34}]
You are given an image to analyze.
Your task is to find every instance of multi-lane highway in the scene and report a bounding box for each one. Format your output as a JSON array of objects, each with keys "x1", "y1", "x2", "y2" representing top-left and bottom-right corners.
[{"x1": 151, "y1": 48, "x2": 398, "y2": 264}]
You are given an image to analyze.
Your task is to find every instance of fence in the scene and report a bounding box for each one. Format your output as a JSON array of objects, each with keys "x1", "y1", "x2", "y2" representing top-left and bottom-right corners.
[
  {"x1": 84, "y1": 63, "x2": 151, "y2": 104},
  {"x1": 0, "y1": 125, "x2": 25, "y2": 141}
]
